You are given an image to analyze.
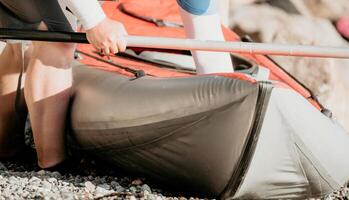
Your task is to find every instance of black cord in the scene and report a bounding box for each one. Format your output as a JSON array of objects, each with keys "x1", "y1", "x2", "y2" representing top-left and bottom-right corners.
[{"x1": 76, "y1": 50, "x2": 147, "y2": 79}]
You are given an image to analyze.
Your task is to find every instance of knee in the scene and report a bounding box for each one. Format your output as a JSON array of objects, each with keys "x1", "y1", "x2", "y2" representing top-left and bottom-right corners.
[
  {"x1": 2, "y1": 43, "x2": 22, "y2": 58},
  {"x1": 51, "y1": 42, "x2": 76, "y2": 59},
  {"x1": 0, "y1": 43, "x2": 25, "y2": 74},
  {"x1": 34, "y1": 42, "x2": 76, "y2": 67}
]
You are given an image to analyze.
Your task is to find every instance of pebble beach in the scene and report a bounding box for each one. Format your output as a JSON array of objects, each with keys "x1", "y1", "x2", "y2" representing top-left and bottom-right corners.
[
  {"x1": 0, "y1": 152, "x2": 176, "y2": 200},
  {"x1": 0, "y1": 125, "x2": 184, "y2": 200},
  {"x1": 1, "y1": 150, "x2": 349, "y2": 200}
]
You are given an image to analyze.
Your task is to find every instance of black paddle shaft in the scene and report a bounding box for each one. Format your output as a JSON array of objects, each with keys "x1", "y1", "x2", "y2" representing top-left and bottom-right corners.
[{"x1": 0, "y1": 28, "x2": 88, "y2": 43}]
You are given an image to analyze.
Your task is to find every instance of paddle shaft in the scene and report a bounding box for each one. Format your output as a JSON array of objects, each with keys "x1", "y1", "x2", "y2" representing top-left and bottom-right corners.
[{"x1": 1, "y1": 28, "x2": 349, "y2": 59}]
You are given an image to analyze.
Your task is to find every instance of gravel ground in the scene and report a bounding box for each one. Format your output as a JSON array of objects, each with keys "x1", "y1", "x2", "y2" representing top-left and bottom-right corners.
[
  {"x1": 0, "y1": 151, "x2": 190, "y2": 200},
  {"x1": 0, "y1": 124, "x2": 195, "y2": 200},
  {"x1": 1, "y1": 150, "x2": 348, "y2": 200},
  {"x1": 328, "y1": 183, "x2": 349, "y2": 200}
]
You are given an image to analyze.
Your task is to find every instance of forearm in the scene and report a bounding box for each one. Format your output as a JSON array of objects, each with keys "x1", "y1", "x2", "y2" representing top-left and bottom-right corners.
[
  {"x1": 63, "y1": 0, "x2": 127, "y2": 54},
  {"x1": 63, "y1": 0, "x2": 106, "y2": 30}
]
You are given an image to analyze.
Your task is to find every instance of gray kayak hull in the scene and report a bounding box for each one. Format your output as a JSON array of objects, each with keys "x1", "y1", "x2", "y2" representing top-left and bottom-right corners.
[{"x1": 70, "y1": 64, "x2": 349, "y2": 199}]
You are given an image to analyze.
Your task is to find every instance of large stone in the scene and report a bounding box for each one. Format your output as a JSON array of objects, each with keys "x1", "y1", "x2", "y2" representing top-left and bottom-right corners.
[
  {"x1": 267, "y1": 0, "x2": 349, "y2": 19},
  {"x1": 229, "y1": 4, "x2": 349, "y2": 131},
  {"x1": 266, "y1": 0, "x2": 349, "y2": 20},
  {"x1": 219, "y1": 0, "x2": 259, "y2": 26},
  {"x1": 289, "y1": 0, "x2": 312, "y2": 17},
  {"x1": 302, "y1": 0, "x2": 349, "y2": 20},
  {"x1": 229, "y1": 0, "x2": 258, "y2": 7}
]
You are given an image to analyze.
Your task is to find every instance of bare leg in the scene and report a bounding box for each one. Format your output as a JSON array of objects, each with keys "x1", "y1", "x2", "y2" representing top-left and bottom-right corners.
[
  {"x1": 25, "y1": 39, "x2": 75, "y2": 168},
  {"x1": 0, "y1": 43, "x2": 27, "y2": 158},
  {"x1": 178, "y1": 1, "x2": 234, "y2": 74}
]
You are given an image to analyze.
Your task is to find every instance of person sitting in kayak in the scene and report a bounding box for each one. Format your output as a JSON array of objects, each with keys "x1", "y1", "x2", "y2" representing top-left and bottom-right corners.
[
  {"x1": 0, "y1": 0, "x2": 128, "y2": 170},
  {"x1": 0, "y1": 0, "x2": 233, "y2": 170}
]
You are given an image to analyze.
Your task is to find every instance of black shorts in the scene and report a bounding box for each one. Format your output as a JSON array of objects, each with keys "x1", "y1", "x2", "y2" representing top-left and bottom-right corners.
[{"x1": 0, "y1": 0, "x2": 73, "y2": 32}]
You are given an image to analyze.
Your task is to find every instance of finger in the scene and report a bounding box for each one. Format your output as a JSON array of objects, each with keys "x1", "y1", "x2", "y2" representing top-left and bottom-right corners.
[
  {"x1": 99, "y1": 48, "x2": 104, "y2": 56},
  {"x1": 117, "y1": 37, "x2": 127, "y2": 52},
  {"x1": 103, "y1": 45, "x2": 110, "y2": 56},
  {"x1": 110, "y1": 44, "x2": 119, "y2": 55}
]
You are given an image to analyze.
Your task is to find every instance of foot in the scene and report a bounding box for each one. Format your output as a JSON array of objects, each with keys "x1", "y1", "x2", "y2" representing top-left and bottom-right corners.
[{"x1": 39, "y1": 158, "x2": 77, "y2": 174}]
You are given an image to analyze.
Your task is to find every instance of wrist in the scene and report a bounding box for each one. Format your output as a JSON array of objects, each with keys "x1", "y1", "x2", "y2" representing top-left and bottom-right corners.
[{"x1": 82, "y1": 11, "x2": 106, "y2": 30}]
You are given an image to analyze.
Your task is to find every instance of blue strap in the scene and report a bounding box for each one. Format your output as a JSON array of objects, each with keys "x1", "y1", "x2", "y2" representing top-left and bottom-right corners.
[{"x1": 177, "y1": 0, "x2": 218, "y2": 16}]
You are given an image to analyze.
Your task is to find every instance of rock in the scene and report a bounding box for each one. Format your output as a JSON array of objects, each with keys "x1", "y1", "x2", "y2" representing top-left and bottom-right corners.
[
  {"x1": 110, "y1": 181, "x2": 119, "y2": 187},
  {"x1": 129, "y1": 186, "x2": 137, "y2": 193},
  {"x1": 61, "y1": 192, "x2": 75, "y2": 200},
  {"x1": 131, "y1": 178, "x2": 143, "y2": 186},
  {"x1": 144, "y1": 190, "x2": 151, "y2": 197},
  {"x1": 289, "y1": 0, "x2": 313, "y2": 17},
  {"x1": 37, "y1": 170, "x2": 46, "y2": 176},
  {"x1": 0, "y1": 162, "x2": 7, "y2": 171},
  {"x1": 97, "y1": 183, "x2": 110, "y2": 190},
  {"x1": 51, "y1": 171, "x2": 61, "y2": 178},
  {"x1": 229, "y1": 0, "x2": 258, "y2": 7},
  {"x1": 265, "y1": 0, "x2": 349, "y2": 20},
  {"x1": 99, "y1": 176, "x2": 107, "y2": 183},
  {"x1": 29, "y1": 177, "x2": 41, "y2": 183},
  {"x1": 229, "y1": 4, "x2": 349, "y2": 131},
  {"x1": 85, "y1": 181, "x2": 96, "y2": 192},
  {"x1": 8, "y1": 176, "x2": 17, "y2": 184},
  {"x1": 142, "y1": 184, "x2": 152, "y2": 193},
  {"x1": 47, "y1": 178, "x2": 57, "y2": 184},
  {"x1": 61, "y1": 181, "x2": 70, "y2": 187},
  {"x1": 95, "y1": 186, "x2": 110, "y2": 197},
  {"x1": 302, "y1": 0, "x2": 349, "y2": 20},
  {"x1": 115, "y1": 186, "x2": 125, "y2": 193},
  {"x1": 266, "y1": 0, "x2": 301, "y2": 15},
  {"x1": 42, "y1": 180, "x2": 52, "y2": 190},
  {"x1": 129, "y1": 196, "x2": 137, "y2": 200}
]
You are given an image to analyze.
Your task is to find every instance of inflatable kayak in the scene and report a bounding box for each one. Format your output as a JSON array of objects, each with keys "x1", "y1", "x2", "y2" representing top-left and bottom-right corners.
[{"x1": 69, "y1": 0, "x2": 349, "y2": 199}]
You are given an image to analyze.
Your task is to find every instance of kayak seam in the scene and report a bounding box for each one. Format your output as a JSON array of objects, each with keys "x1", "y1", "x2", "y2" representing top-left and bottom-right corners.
[{"x1": 221, "y1": 81, "x2": 273, "y2": 199}]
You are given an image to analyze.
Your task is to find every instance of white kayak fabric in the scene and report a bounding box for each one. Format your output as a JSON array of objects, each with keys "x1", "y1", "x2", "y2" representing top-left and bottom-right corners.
[{"x1": 230, "y1": 88, "x2": 349, "y2": 199}]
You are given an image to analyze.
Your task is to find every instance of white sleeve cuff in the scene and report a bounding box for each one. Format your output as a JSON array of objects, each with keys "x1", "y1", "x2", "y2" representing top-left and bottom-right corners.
[{"x1": 65, "y1": 0, "x2": 106, "y2": 30}]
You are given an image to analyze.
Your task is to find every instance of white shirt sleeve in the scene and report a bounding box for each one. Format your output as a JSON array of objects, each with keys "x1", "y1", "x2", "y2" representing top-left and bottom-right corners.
[{"x1": 64, "y1": 0, "x2": 106, "y2": 30}]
